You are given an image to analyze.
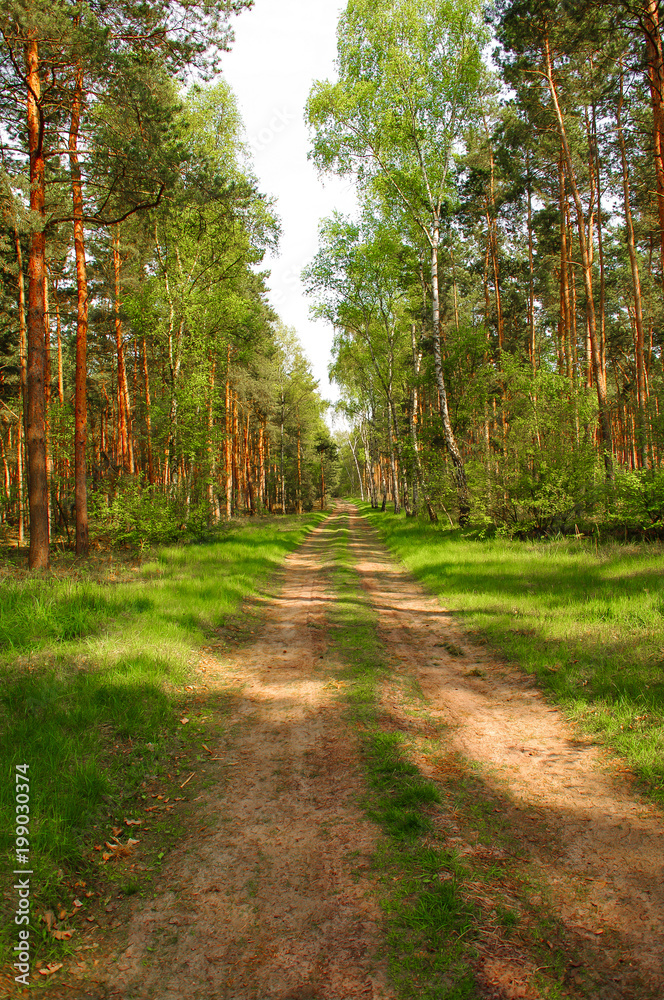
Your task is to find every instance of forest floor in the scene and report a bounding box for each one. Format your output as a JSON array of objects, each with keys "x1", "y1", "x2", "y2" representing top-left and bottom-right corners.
[{"x1": 10, "y1": 503, "x2": 664, "y2": 1000}]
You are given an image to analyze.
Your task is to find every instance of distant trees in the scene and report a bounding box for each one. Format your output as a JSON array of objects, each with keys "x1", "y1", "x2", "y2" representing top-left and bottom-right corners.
[
  {"x1": 307, "y1": 0, "x2": 664, "y2": 535},
  {"x1": 0, "y1": 3, "x2": 332, "y2": 563},
  {"x1": 307, "y1": 0, "x2": 486, "y2": 523}
]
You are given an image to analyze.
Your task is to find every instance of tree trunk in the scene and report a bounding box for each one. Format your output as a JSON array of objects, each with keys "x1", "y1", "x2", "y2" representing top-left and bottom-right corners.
[
  {"x1": 142, "y1": 335, "x2": 154, "y2": 482},
  {"x1": 113, "y1": 225, "x2": 134, "y2": 473},
  {"x1": 280, "y1": 393, "x2": 286, "y2": 515},
  {"x1": 544, "y1": 30, "x2": 614, "y2": 479},
  {"x1": 430, "y1": 224, "x2": 470, "y2": 522},
  {"x1": 558, "y1": 160, "x2": 572, "y2": 378},
  {"x1": 259, "y1": 419, "x2": 266, "y2": 509},
  {"x1": 296, "y1": 409, "x2": 303, "y2": 513},
  {"x1": 69, "y1": 63, "x2": 89, "y2": 555},
  {"x1": 617, "y1": 63, "x2": 649, "y2": 469},
  {"x1": 348, "y1": 434, "x2": 364, "y2": 502},
  {"x1": 207, "y1": 356, "x2": 217, "y2": 518},
  {"x1": 17, "y1": 419, "x2": 24, "y2": 546},
  {"x1": 225, "y1": 345, "x2": 232, "y2": 518},
  {"x1": 410, "y1": 324, "x2": 437, "y2": 522},
  {"x1": 15, "y1": 231, "x2": 28, "y2": 445},
  {"x1": 386, "y1": 408, "x2": 400, "y2": 514},
  {"x1": 526, "y1": 152, "x2": 536, "y2": 373},
  {"x1": 44, "y1": 274, "x2": 52, "y2": 538},
  {"x1": 26, "y1": 36, "x2": 49, "y2": 569},
  {"x1": 641, "y1": 0, "x2": 664, "y2": 287},
  {"x1": 53, "y1": 280, "x2": 64, "y2": 406}
]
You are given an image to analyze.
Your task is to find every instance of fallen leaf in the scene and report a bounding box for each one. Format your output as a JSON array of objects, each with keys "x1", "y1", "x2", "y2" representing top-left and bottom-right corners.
[
  {"x1": 51, "y1": 929, "x2": 73, "y2": 941},
  {"x1": 180, "y1": 717, "x2": 189, "y2": 725},
  {"x1": 73, "y1": 899, "x2": 83, "y2": 908},
  {"x1": 102, "y1": 853, "x2": 112, "y2": 861},
  {"x1": 58, "y1": 908, "x2": 67, "y2": 920},
  {"x1": 39, "y1": 963, "x2": 63, "y2": 976},
  {"x1": 111, "y1": 826, "x2": 123, "y2": 837},
  {"x1": 127, "y1": 838, "x2": 140, "y2": 847},
  {"x1": 42, "y1": 911, "x2": 55, "y2": 931},
  {"x1": 94, "y1": 845, "x2": 102, "y2": 851},
  {"x1": 124, "y1": 818, "x2": 142, "y2": 826}
]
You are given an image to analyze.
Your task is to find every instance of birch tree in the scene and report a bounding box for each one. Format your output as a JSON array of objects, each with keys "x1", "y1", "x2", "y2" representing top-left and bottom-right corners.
[{"x1": 306, "y1": 0, "x2": 487, "y2": 523}]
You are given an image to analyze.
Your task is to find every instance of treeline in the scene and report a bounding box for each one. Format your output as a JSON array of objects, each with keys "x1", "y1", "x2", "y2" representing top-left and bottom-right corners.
[
  {"x1": 0, "y1": 0, "x2": 334, "y2": 568},
  {"x1": 306, "y1": 0, "x2": 664, "y2": 535}
]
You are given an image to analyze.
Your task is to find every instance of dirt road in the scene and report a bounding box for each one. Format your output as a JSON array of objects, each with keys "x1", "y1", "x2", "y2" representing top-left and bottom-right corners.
[{"x1": 42, "y1": 505, "x2": 664, "y2": 999}]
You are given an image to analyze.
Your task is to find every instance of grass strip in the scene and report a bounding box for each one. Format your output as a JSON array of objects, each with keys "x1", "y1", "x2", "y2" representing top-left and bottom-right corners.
[
  {"x1": 0, "y1": 513, "x2": 326, "y2": 965},
  {"x1": 323, "y1": 511, "x2": 478, "y2": 1000},
  {"x1": 357, "y1": 501, "x2": 664, "y2": 803}
]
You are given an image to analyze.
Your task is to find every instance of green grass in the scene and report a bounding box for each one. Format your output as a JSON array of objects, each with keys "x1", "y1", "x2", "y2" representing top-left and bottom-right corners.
[
  {"x1": 324, "y1": 512, "x2": 479, "y2": 999},
  {"x1": 0, "y1": 513, "x2": 325, "y2": 959},
  {"x1": 357, "y1": 501, "x2": 664, "y2": 802}
]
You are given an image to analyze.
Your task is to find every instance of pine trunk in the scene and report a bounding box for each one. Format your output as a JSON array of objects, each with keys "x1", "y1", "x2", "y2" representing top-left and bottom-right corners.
[
  {"x1": 544, "y1": 31, "x2": 614, "y2": 479},
  {"x1": 26, "y1": 37, "x2": 49, "y2": 569},
  {"x1": 69, "y1": 64, "x2": 89, "y2": 555},
  {"x1": 617, "y1": 65, "x2": 649, "y2": 469}
]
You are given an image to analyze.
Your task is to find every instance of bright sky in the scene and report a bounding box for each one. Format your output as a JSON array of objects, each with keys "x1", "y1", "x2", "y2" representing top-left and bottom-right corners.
[{"x1": 220, "y1": 0, "x2": 356, "y2": 403}]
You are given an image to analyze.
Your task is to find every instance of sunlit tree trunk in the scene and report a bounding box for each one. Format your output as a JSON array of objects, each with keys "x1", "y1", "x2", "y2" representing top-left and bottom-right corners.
[
  {"x1": 69, "y1": 62, "x2": 89, "y2": 555},
  {"x1": 53, "y1": 280, "x2": 64, "y2": 406},
  {"x1": 641, "y1": 0, "x2": 664, "y2": 286},
  {"x1": 280, "y1": 392, "x2": 286, "y2": 515},
  {"x1": 430, "y1": 224, "x2": 470, "y2": 522},
  {"x1": 544, "y1": 30, "x2": 613, "y2": 479},
  {"x1": 410, "y1": 324, "x2": 437, "y2": 522},
  {"x1": 207, "y1": 356, "x2": 217, "y2": 518},
  {"x1": 26, "y1": 36, "x2": 49, "y2": 569},
  {"x1": 296, "y1": 409, "x2": 303, "y2": 513},
  {"x1": 17, "y1": 419, "x2": 24, "y2": 546},
  {"x1": 142, "y1": 335, "x2": 154, "y2": 482},
  {"x1": 526, "y1": 152, "x2": 536, "y2": 373},
  {"x1": 617, "y1": 63, "x2": 649, "y2": 468}
]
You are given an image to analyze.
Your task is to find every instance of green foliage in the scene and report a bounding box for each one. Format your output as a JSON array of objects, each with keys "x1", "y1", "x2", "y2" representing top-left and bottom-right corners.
[{"x1": 93, "y1": 480, "x2": 187, "y2": 548}]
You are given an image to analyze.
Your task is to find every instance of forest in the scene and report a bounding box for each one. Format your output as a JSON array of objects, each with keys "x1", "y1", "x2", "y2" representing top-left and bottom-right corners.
[
  {"x1": 0, "y1": 0, "x2": 335, "y2": 570},
  {"x1": 308, "y1": 0, "x2": 664, "y2": 538},
  {"x1": 4, "y1": 4, "x2": 664, "y2": 996},
  {"x1": 4, "y1": 0, "x2": 664, "y2": 569}
]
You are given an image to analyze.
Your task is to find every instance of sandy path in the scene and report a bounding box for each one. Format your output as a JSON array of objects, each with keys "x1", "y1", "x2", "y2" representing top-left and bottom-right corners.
[
  {"x1": 96, "y1": 514, "x2": 393, "y2": 1000},
  {"x1": 345, "y1": 504, "x2": 664, "y2": 996},
  {"x1": 24, "y1": 504, "x2": 664, "y2": 1000}
]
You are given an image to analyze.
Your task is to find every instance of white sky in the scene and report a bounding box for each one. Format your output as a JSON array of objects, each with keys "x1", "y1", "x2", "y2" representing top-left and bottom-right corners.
[{"x1": 220, "y1": 0, "x2": 357, "y2": 402}]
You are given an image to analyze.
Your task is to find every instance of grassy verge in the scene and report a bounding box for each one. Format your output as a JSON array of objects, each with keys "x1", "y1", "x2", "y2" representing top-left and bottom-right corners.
[
  {"x1": 323, "y1": 512, "x2": 478, "y2": 999},
  {"x1": 0, "y1": 513, "x2": 326, "y2": 970},
  {"x1": 357, "y1": 501, "x2": 664, "y2": 804}
]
